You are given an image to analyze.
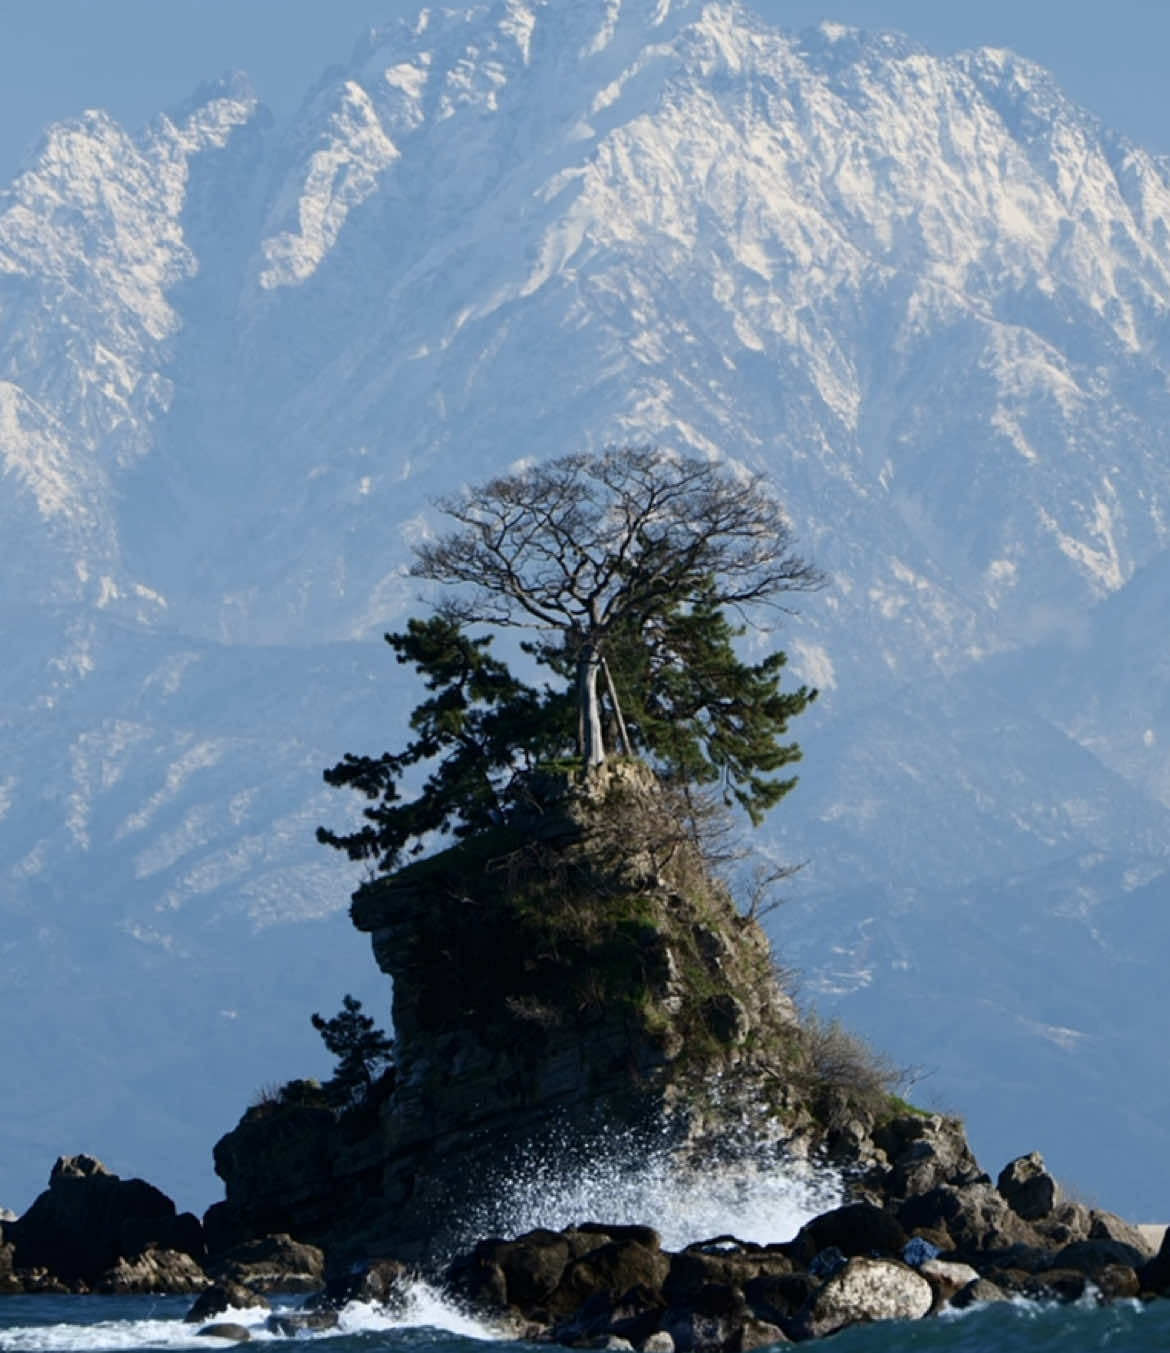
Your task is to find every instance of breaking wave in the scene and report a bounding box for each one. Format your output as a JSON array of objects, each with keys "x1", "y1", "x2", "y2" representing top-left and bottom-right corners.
[{"x1": 454, "y1": 1117, "x2": 843, "y2": 1253}]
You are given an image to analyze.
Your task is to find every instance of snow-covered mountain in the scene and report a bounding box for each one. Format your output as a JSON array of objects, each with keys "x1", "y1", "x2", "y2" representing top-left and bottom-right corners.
[{"x1": 3, "y1": 0, "x2": 1170, "y2": 1216}]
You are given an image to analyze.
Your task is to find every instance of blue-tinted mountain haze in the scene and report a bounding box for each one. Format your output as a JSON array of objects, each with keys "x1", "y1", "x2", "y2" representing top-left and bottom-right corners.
[{"x1": 2, "y1": 0, "x2": 1169, "y2": 1219}]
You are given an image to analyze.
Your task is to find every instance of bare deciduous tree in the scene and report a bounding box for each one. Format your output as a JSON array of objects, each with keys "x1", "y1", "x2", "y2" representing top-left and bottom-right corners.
[{"x1": 412, "y1": 446, "x2": 821, "y2": 768}]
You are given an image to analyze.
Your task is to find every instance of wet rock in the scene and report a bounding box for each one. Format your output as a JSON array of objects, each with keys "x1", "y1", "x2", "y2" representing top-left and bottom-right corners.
[
  {"x1": 317, "y1": 1257, "x2": 413, "y2": 1309},
  {"x1": 1096, "y1": 1265, "x2": 1141, "y2": 1300},
  {"x1": 96, "y1": 1249, "x2": 209, "y2": 1294},
  {"x1": 494, "y1": 1229, "x2": 573, "y2": 1306},
  {"x1": 730, "y1": 1316, "x2": 788, "y2": 1349},
  {"x1": 209, "y1": 1233, "x2": 324, "y2": 1292},
  {"x1": 663, "y1": 1247, "x2": 790, "y2": 1306},
  {"x1": 1055, "y1": 1237, "x2": 1149, "y2": 1276},
  {"x1": 554, "y1": 1281, "x2": 666, "y2": 1345},
  {"x1": 661, "y1": 1307, "x2": 735, "y2": 1353},
  {"x1": 197, "y1": 1323, "x2": 252, "y2": 1342},
  {"x1": 1020, "y1": 1268, "x2": 1089, "y2": 1302},
  {"x1": 186, "y1": 1281, "x2": 270, "y2": 1322},
  {"x1": 800, "y1": 1257, "x2": 933, "y2": 1339},
  {"x1": 265, "y1": 1310, "x2": 340, "y2": 1335},
  {"x1": 950, "y1": 1277, "x2": 1009, "y2": 1308},
  {"x1": 551, "y1": 1240, "x2": 670, "y2": 1321},
  {"x1": 997, "y1": 1153, "x2": 1057, "y2": 1222},
  {"x1": 742, "y1": 1271, "x2": 817, "y2": 1325},
  {"x1": 790, "y1": 1202, "x2": 907, "y2": 1262}
]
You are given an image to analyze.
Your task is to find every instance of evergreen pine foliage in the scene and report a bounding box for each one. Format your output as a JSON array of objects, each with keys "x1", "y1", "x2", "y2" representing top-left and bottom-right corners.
[
  {"x1": 310, "y1": 994, "x2": 395, "y2": 1108},
  {"x1": 316, "y1": 616, "x2": 573, "y2": 871},
  {"x1": 318, "y1": 449, "x2": 820, "y2": 872}
]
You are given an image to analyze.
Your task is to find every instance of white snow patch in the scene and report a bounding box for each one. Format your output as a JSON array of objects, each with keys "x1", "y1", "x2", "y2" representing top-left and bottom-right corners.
[
  {"x1": 260, "y1": 82, "x2": 398, "y2": 288},
  {"x1": 383, "y1": 61, "x2": 429, "y2": 98},
  {"x1": 1038, "y1": 496, "x2": 1125, "y2": 594},
  {"x1": 116, "y1": 740, "x2": 230, "y2": 838},
  {"x1": 582, "y1": 0, "x2": 622, "y2": 57}
]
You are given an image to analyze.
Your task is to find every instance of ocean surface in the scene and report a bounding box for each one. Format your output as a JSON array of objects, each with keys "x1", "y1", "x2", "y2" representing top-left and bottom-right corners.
[
  {"x1": 3, "y1": 1144, "x2": 1165, "y2": 1352},
  {"x1": 2, "y1": 1290, "x2": 1167, "y2": 1353}
]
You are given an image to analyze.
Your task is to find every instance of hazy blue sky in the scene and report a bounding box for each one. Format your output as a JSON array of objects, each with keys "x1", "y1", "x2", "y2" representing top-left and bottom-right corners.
[{"x1": 1, "y1": 0, "x2": 1168, "y2": 185}]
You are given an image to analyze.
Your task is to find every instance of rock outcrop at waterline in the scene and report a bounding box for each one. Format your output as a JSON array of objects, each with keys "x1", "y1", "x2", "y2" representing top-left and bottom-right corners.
[
  {"x1": 0, "y1": 1155, "x2": 208, "y2": 1294},
  {"x1": 206, "y1": 765, "x2": 840, "y2": 1260},
  {"x1": 442, "y1": 1152, "x2": 1170, "y2": 1346}
]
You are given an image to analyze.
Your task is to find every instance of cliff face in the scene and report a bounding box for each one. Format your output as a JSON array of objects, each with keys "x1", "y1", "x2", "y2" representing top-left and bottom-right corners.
[{"x1": 208, "y1": 765, "x2": 819, "y2": 1259}]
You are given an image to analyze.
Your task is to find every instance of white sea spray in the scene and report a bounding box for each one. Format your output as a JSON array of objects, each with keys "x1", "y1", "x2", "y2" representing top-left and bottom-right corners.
[{"x1": 453, "y1": 1117, "x2": 843, "y2": 1253}]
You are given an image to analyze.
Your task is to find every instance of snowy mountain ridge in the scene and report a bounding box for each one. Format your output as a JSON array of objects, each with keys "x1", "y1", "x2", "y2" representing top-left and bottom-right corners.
[{"x1": 2, "y1": 0, "x2": 1169, "y2": 1216}]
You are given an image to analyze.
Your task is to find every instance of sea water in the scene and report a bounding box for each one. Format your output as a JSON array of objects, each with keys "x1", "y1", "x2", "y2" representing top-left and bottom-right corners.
[
  {"x1": 2, "y1": 1143, "x2": 1166, "y2": 1353},
  {"x1": 3, "y1": 1288, "x2": 1168, "y2": 1353}
]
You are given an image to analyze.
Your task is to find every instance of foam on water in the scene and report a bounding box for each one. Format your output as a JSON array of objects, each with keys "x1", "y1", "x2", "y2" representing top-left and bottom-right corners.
[{"x1": 0, "y1": 1286, "x2": 503, "y2": 1351}]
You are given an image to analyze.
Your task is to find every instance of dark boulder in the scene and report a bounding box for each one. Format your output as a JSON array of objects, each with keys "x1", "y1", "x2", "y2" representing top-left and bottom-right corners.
[
  {"x1": 197, "y1": 1323, "x2": 252, "y2": 1342},
  {"x1": 491, "y1": 1229, "x2": 573, "y2": 1306},
  {"x1": 742, "y1": 1271, "x2": 817, "y2": 1326},
  {"x1": 950, "y1": 1277, "x2": 1009, "y2": 1307},
  {"x1": 875, "y1": 1115, "x2": 983, "y2": 1200},
  {"x1": 551, "y1": 1239, "x2": 670, "y2": 1320},
  {"x1": 1096, "y1": 1265, "x2": 1142, "y2": 1300},
  {"x1": 789, "y1": 1201, "x2": 907, "y2": 1262},
  {"x1": 1018, "y1": 1268, "x2": 1089, "y2": 1303},
  {"x1": 553, "y1": 1282, "x2": 665, "y2": 1345},
  {"x1": 898, "y1": 1181, "x2": 1040, "y2": 1253},
  {"x1": 1139, "y1": 1228, "x2": 1170, "y2": 1294},
  {"x1": 265, "y1": 1311, "x2": 340, "y2": 1335},
  {"x1": 186, "y1": 1281, "x2": 270, "y2": 1323},
  {"x1": 997, "y1": 1152, "x2": 1057, "y2": 1222},
  {"x1": 6, "y1": 1155, "x2": 204, "y2": 1286},
  {"x1": 207, "y1": 1233, "x2": 324, "y2": 1292},
  {"x1": 663, "y1": 1246, "x2": 791, "y2": 1307},
  {"x1": 1055, "y1": 1237, "x2": 1149, "y2": 1276},
  {"x1": 316, "y1": 1257, "x2": 413, "y2": 1308}
]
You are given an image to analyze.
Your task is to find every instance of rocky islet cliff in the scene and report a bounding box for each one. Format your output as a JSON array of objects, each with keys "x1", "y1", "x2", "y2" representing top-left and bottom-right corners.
[{"x1": 5, "y1": 764, "x2": 1170, "y2": 1344}]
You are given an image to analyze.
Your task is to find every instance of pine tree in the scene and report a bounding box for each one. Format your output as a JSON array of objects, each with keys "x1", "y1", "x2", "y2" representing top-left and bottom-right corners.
[
  {"x1": 310, "y1": 995, "x2": 395, "y2": 1108},
  {"x1": 318, "y1": 449, "x2": 819, "y2": 871}
]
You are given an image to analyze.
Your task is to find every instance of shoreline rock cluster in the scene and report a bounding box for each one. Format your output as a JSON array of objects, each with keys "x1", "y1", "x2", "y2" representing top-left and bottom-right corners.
[
  {"x1": 5, "y1": 773, "x2": 1166, "y2": 1345},
  {"x1": 5, "y1": 1127, "x2": 1170, "y2": 1348}
]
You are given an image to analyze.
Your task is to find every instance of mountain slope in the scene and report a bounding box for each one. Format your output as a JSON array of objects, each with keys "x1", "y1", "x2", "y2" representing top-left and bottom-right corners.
[{"x1": 2, "y1": 0, "x2": 1169, "y2": 1215}]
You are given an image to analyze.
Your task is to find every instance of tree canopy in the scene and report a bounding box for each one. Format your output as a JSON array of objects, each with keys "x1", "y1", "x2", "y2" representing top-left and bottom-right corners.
[
  {"x1": 318, "y1": 447, "x2": 820, "y2": 873},
  {"x1": 414, "y1": 447, "x2": 820, "y2": 767}
]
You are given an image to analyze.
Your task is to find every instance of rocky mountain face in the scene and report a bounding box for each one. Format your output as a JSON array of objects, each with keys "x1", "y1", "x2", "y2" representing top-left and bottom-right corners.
[{"x1": 2, "y1": 0, "x2": 1170, "y2": 1215}]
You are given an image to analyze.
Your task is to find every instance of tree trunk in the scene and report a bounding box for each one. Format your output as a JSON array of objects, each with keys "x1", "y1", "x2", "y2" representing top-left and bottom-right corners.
[{"x1": 577, "y1": 642, "x2": 605, "y2": 768}]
